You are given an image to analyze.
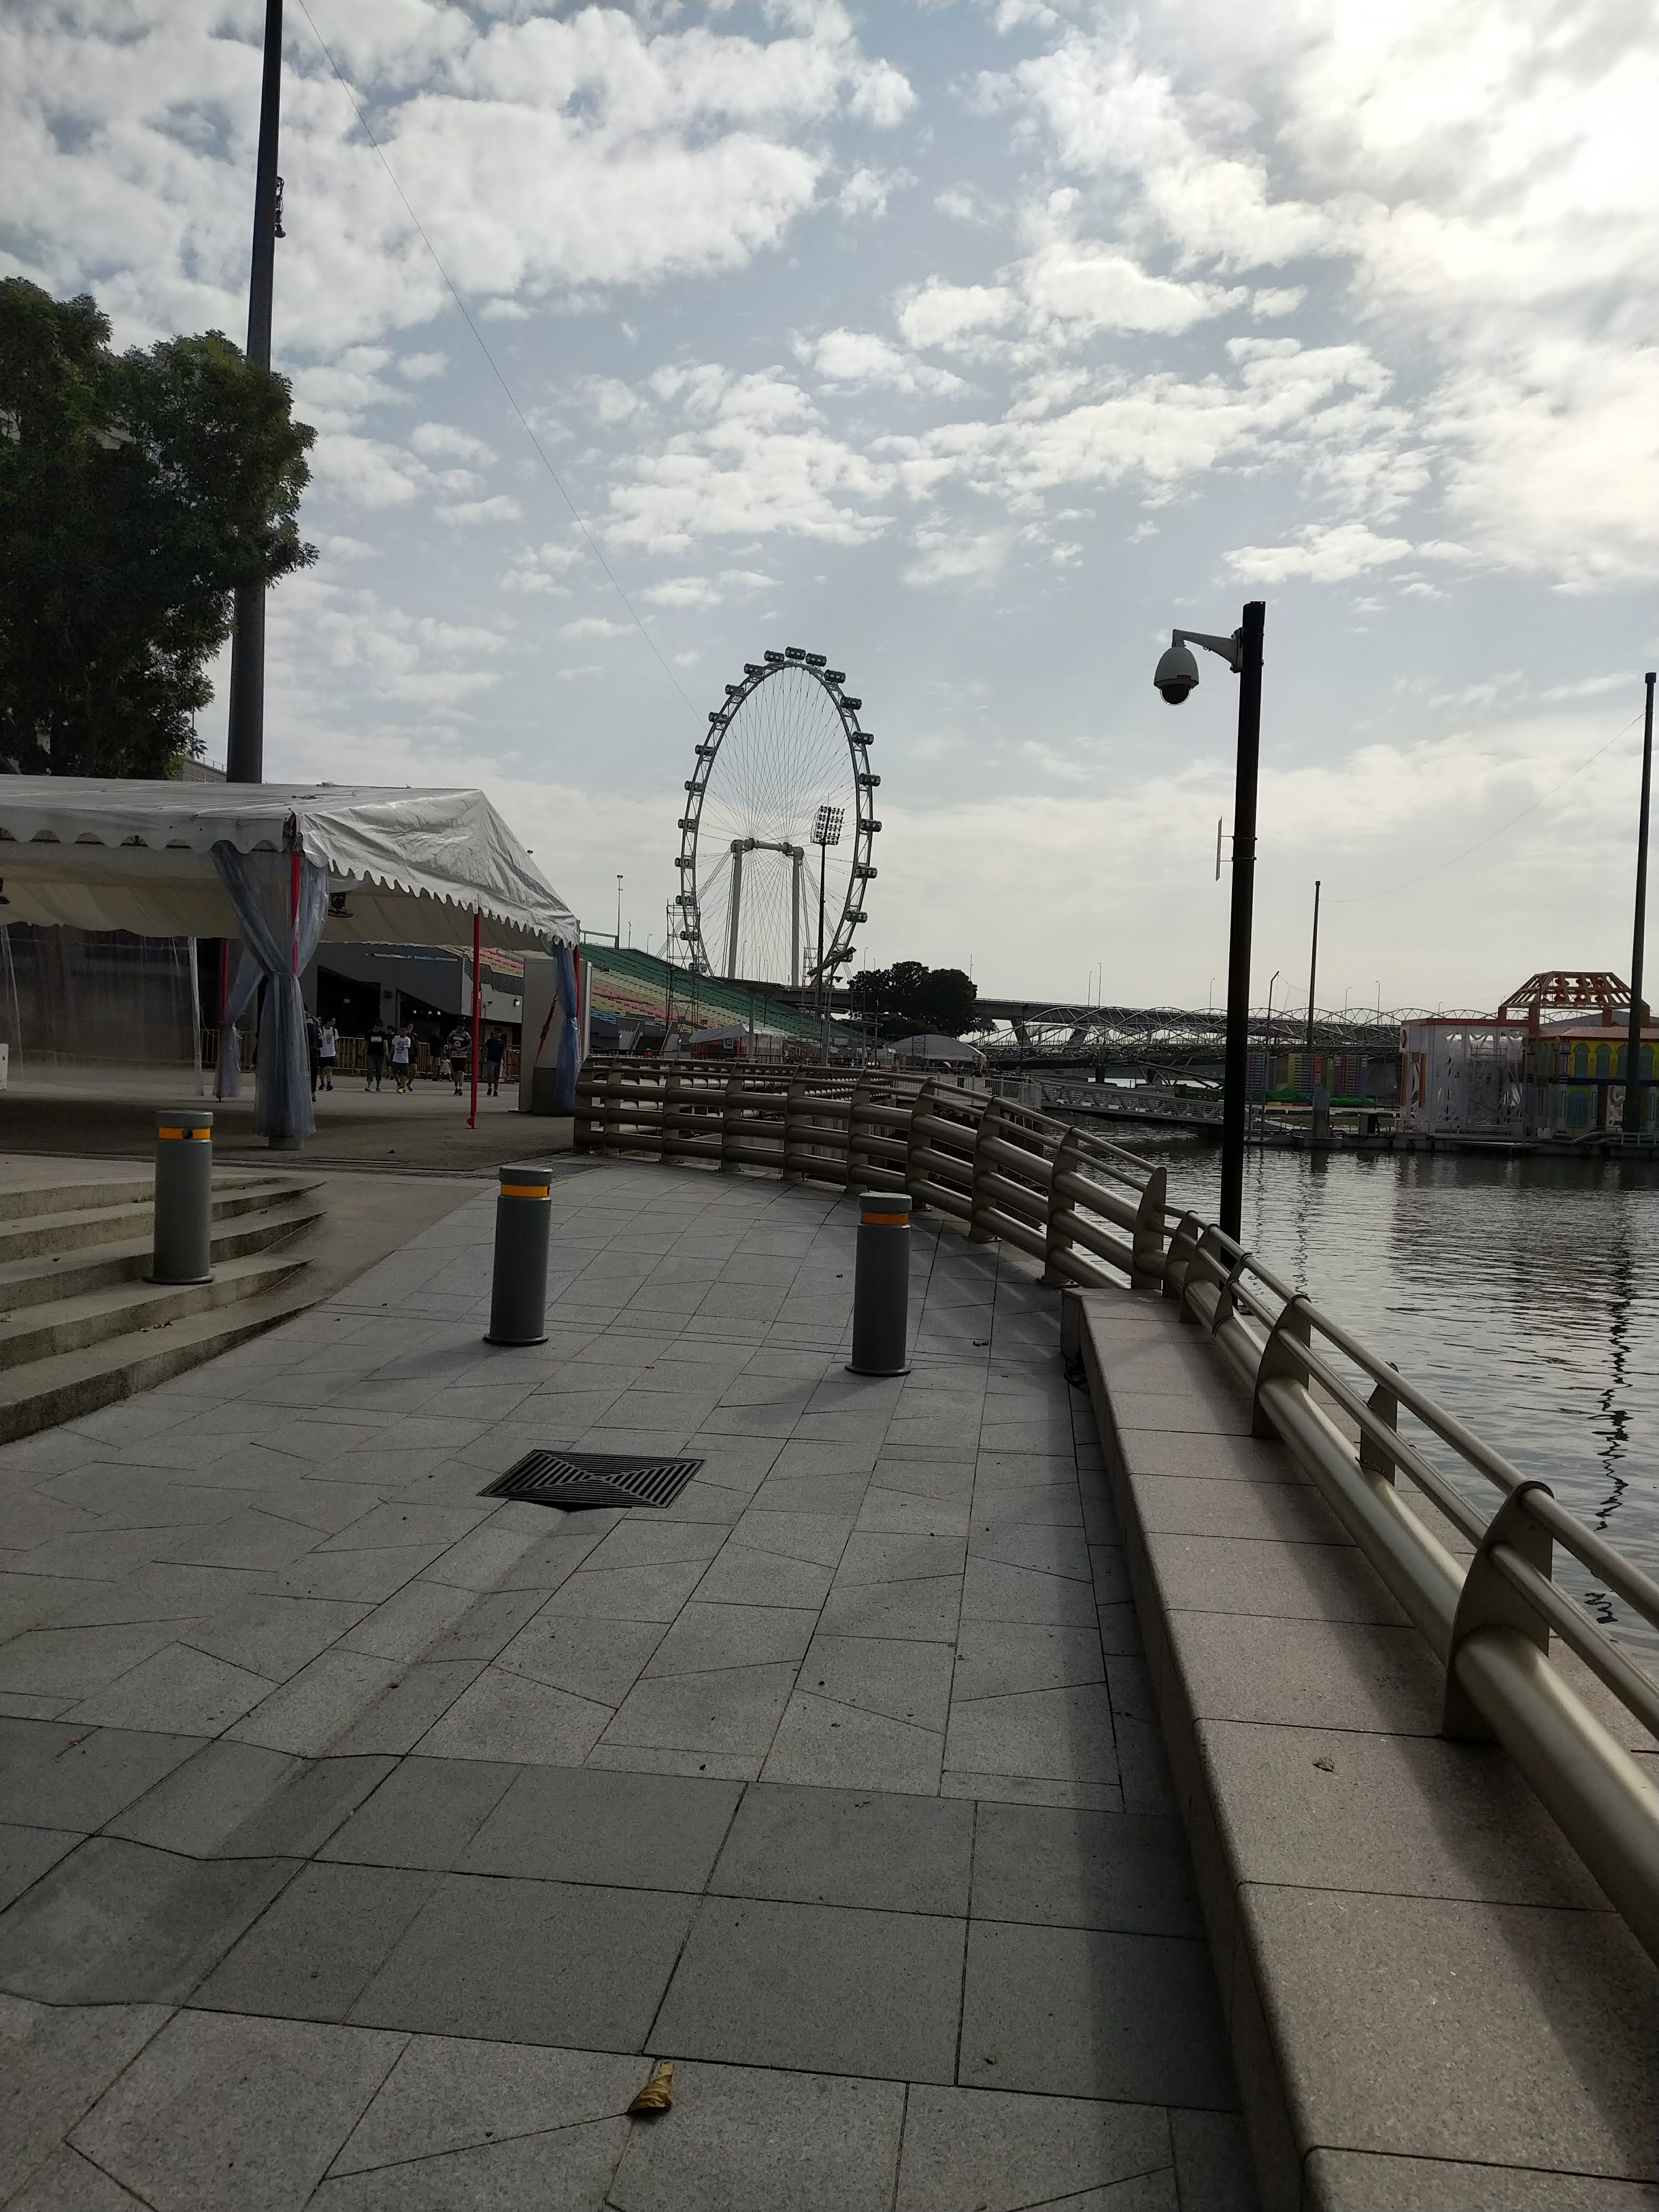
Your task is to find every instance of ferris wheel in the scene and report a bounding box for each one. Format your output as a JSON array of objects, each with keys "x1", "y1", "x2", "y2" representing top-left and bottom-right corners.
[{"x1": 674, "y1": 648, "x2": 880, "y2": 984}]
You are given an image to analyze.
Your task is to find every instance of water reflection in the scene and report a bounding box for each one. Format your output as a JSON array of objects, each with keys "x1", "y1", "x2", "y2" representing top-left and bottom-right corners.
[{"x1": 1128, "y1": 1132, "x2": 1658, "y2": 1650}]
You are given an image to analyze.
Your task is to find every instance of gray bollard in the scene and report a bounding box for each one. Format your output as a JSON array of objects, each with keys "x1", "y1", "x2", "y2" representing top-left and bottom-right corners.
[
  {"x1": 148, "y1": 1109, "x2": 214, "y2": 1285},
  {"x1": 486, "y1": 1162, "x2": 552, "y2": 1346},
  {"x1": 847, "y1": 1189, "x2": 911, "y2": 1377}
]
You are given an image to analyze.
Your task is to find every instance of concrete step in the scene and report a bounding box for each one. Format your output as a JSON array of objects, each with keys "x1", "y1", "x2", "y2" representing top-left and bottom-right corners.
[
  {"x1": 0, "y1": 1176, "x2": 320, "y2": 1263},
  {"x1": 0, "y1": 1195, "x2": 326, "y2": 1311},
  {"x1": 0, "y1": 1250, "x2": 311, "y2": 1364},
  {"x1": 0, "y1": 1177, "x2": 153, "y2": 1222},
  {"x1": 0, "y1": 1276, "x2": 329, "y2": 1444}
]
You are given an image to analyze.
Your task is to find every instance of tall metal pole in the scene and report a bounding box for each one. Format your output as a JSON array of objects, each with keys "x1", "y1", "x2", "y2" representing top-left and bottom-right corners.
[
  {"x1": 467, "y1": 909, "x2": 481, "y2": 1130},
  {"x1": 225, "y1": 0, "x2": 283, "y2": 785},
  {"x1": 1622, "y1": 671, "x2": 1656, "y2": 1135},
  {"x1": 816, "y1": 861, "x2": 828, "y2": 1062},
  {"x1": 1220, "y1": 600, "x2": 1266, "y2": 1241},
  {"x1": 1305, "y1": 879, "x2": 1321, "y2": 1055}
]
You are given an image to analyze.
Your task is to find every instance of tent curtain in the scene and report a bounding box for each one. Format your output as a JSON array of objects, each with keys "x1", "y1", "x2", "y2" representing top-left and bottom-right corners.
[
  {"x1": 210, "y1": 844, "x2": 327, "y2": 1140},
  {"x1": 554, "y1": 942, "x2": 581, "y2": 1113}
]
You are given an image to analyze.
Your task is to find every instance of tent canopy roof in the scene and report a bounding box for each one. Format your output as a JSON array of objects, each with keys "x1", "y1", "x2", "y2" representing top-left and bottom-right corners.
[{"x1": 0, "y1": 779, "x2": 577, "y2": 951}]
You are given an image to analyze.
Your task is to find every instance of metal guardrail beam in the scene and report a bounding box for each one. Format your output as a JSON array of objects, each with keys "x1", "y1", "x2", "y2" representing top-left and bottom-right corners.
[{"x1": 575, "y1": 1055, "x2": 1659, "y2": 1965}]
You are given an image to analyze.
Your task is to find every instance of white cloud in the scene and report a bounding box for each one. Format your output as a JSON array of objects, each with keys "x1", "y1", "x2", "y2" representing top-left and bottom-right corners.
[
  {"x1": 500, "y1": 540, "x2": 583, "y2": 594},
  {"x1": 438, "y1": 494, "x2": 523, "y2": 526},
  {"x1": 1225, "y1": 522, "x2": 1415, "y2": 585},
  {"x1": 642, "y1": 577, "x2": 724, "y2": 609},
  {"x1": 411, "y1": 422, "x2": 496, "y2": 463},
  {"x1": 896, "y1": 281, "x2": 1018, "y2": 352},
  {"x1": 837, "y1": 166, "x2": 903, "y2": 220},
  {"x1": 1020, "y1": 240, "x2": 1244, "y2": 336},
  {"x1": 398, "y1": 351, "x2": 449, "y2": 381},
  {"x1": 808, "y1": 328, "x2": 965, "y2": 397},
  {"x1": 560, "y1": 615, "x2": 630, "y2": 639}
]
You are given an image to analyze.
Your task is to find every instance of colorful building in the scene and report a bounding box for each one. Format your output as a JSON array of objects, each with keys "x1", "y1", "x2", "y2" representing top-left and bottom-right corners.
[{"x1": 1399, "y1": 971, "x2": 1657, "y2": 1137}]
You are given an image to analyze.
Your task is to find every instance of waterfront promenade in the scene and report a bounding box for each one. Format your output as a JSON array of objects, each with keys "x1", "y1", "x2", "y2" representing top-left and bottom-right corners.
[{"x1": 0, "y1": 1159, "x2": 1249, "y2": 2209}]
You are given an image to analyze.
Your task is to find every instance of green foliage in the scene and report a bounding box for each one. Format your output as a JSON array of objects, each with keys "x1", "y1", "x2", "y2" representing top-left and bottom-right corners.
[
  {"x1": 849, "y1": 958, "x2": 980, "y2": 1038},
  {"x1": 0, "y1": 278, "x2": 315, "y2": 777}
]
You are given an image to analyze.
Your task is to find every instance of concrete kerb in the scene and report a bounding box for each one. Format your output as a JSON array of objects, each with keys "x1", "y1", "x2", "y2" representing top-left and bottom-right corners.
[{"x1": 1069, "y1": 1285, "x2": 1659, "y2": 2212}]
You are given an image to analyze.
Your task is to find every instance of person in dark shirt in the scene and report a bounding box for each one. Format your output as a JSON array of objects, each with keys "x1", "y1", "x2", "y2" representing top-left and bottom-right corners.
[
  {"x1": 483, "y1": 1027, "x2": 507, "y2": 1097},
  {"x1": 365, "y1": 1023, "x2": 388, "y2": 1092}
]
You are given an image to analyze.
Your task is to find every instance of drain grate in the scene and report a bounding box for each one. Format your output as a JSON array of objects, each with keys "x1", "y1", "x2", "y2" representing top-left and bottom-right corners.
[{"x1": 482, "y1": 1449, "x2": 702, "y2": 1511}]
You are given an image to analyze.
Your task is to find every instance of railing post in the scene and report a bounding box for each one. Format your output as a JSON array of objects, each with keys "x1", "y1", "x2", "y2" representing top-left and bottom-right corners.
[
  {"x1": 1442, "y1": 1482, "x2": 1554, "y2": 1740},
  {"x1": 1360, "y1": 1376, "x2": 1401, "y2": 1484},
  {"x1": 1130, "y1": 1165, "x2": 1166, "y2": 1293},
  {"x1": 845, "y1": 1077, "x2": 870, "y2": 1193},
  {"x1": 1161, "y1": 1211, "x2": 1204, "y2": 1306},
  {"x1": 604, "y1": 1060, "x2": 622, "y2": 1154},
  {"x1": 662, "y1": 1066, "x2": 682, "y2": 1162},
  {"x1": 1043, "y1": 1125, "x2": 1083, "y2": 1285},
  {"x1": 1250, "y1": 1294, "x2": 1313, "y2": 1437},
  {"x1": 969, "y1": 1097, "x2": 998, "y2": 1243},
  {"x1": 574, "y1": 1067, "x2": 597, "y2": 1153},
  {"x1": 783, "y1": 1079, "x2": 807, "y2": 1180},
  {"x1": 904, "y1": 1079, "x2": 935, "y2": 1210},
  {"x1": 721, "y1": 1075, "x2": 743, "y2": 1172}
]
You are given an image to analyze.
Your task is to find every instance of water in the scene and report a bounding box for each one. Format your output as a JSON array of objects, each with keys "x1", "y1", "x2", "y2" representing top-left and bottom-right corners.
[{"x1": 1122, "y1": 1131, "x2": 1659, "y2": 1656}]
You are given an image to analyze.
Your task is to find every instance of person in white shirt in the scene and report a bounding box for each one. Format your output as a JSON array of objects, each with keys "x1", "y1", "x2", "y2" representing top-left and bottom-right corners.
[
  {"x1": 390, "y1": 1023, "x2": 413, "y2": 1094},
  {"x1": 317, "y1": 1019, "x2": 338, "y2": 1092}
]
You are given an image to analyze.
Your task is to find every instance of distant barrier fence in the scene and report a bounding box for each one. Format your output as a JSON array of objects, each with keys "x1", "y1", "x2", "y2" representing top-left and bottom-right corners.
[
  {"x1": 200, "y1": 1032, "x2": 521, "y2": 1084},
  {"x1": 576, "y1": 1054, "x2": 1659, "y2": 1965}
]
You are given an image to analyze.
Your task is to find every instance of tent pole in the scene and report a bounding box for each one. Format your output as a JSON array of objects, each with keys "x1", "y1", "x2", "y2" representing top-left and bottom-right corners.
[{"x1": 468, "y1": 908, "x2": 481, "y2": 1129}]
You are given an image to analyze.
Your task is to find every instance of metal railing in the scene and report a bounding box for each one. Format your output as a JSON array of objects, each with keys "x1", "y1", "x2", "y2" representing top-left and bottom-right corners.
[{"x1": 575, "y1": 1057, "x2": 1659, "y2": 1964}]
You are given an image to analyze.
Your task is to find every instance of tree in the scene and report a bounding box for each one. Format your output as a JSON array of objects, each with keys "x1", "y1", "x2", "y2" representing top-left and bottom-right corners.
[
  {"x1": 0, "y1": 279, "x2": 315, "y2": 777},
  {"x1": 849, "y1": 959, "x2": 979, "y2": 1038}
]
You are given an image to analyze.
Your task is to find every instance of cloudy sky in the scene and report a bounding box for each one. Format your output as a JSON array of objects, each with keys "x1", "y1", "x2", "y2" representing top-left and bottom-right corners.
[{"x1": 4, "y1": 0, "x2": 1655, "y2": 1011}]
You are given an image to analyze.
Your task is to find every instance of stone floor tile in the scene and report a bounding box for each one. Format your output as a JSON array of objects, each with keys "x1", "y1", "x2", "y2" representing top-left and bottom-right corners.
[
  {"x1": 644, "y1": 1600, "x2": 818, "y2": 1679},
  {"x1": 328, "y1": 2033, "x2": 641, "y2": 2174},
  {"x1": 816, "y1": 1577, "x2": 960, "y2": 1642},
  {"x1": 543, "y1": 1560, "x2": 710, "y2": 1622},
  {"x1": 229, "y1": 1651, "x2": 402, "y2": 1757},
  {"x1": 0, "y1": 1837, "x2": 295, "y2": 2004},
  {"x1": 729, "y1": 1508, "x2": 856, "y2": 1569},
  {"x1": 1176, "y1": 1614, "x2": 1444, "y2": 1736},
  {"x1": 942, "y1": 1772, "x2": 1125, "y2": 1812},
  {"x1": 269, "y1": 1545, "x2": 446, "y2": 1606},
  {"x1": 194, "y1": 1861, "x2": 440, "y2": 2021},
  {"x1": 3, "y1": 1721, "x2": 207, "y2": 1833},
  {"x1": 69, "y1": 2009, "x2": 404, "y2": 2212},
  {"x1": 106, "y1": 1741, "x2": 390, "y2": 1861},
  {"x1": 66, "y1": 1643, "x2": 273, "y2": 1736},
  {"x1": 326, "y1": 1660, "x2": 483, "y2": 1757},
  {"x1": 599, "y1": 1661, "x2": 798, "y2": 1757},
  {"x1": 946, "y1": 1682, "x2": 1119, "y2": 1786},
  {"x1": 854, "y1": 1487, "x2": 972, "y2": 1537},
  {"x1": 968, "y1": 1521, "x2": 1093, "y2": 1580},
  {"x1": 0, "y1": 1995, "x2": 171, "y2": 2202},
  {"x1": 414, "y1": 1667, "x2": 613, "y2": 1764},
  {"x1": 952, "y1": 1622, "x2": 1105, "y2": 1699},
  {"x1": 460, "y1": 1764, "x2": 741, "y2": 1890},
  {"x1": 0, "y1": 1825, "x2": 82, "y2": 1913},
  {"x1": 581, "y1": 1517, "x2": 731, "y2": 1572},
  {"x1": 497, "y1": 1610, "x2": 666, "y2": 1703},
  {"x1": 894, "y1": 2083, "x2": 1172, "y2": 2212},
  {"x1": 761, "y1": 1691, "x2": 946, "y2": 1794},
  {"x1": 6, "y1": 2141, "x2": 153, "y2": 2210},
  {"x1": 960, "y1": 1557, "x2": 1100, "y2": 1627},
  {"x1": 799, "y1": 1632, "x2": 954, "y2": 1730},
  {"x1": 320, "y1": 1755, "x2": 520, "y2": 1870},
  {"x1": 584, "y1": 1744, "x2": 764, "y2": 1782},
  {"x1": 0, "y1": 1622, "x2": 181, "y2": 1705},
  {"x1": 690, "y1": 1543, "x2": 836, "y2": 1610},
  {"x1": 1297, "y1": 2148, "x2": 1658, "y2": 2209},
  {"x1": 652, "y1": 1896, "x2": 965, "y2": 2083},
  {"x1": 350, "y1": 1873, "x2": 695, "y2": 2049},
  {"x1": 183, "y1": 1594, "x2": 369, "y2": 1680},
  {"x1": 959, "y1": 1921, "x2": 1235, "y2": 2108},
  {"x1": 309, "y1": 2116, "x2": 630, "y2": 2209},
  {"x1": 608, "y1": 2060, "x2": 905, "y2": 2212},
  {"x1": 337, "y1": 1580, "x2": 477, "y2": 1662},
  {"x1": 971, "y1": 1803, "x2": 1202, "y2": 1937},
  {"x1": 420, "y1": 1586, "x2": 548, "y2": 1666},
  {"x1": 1170, "y1": 2109, "x2": 1260, "y2": 2212},
  {"x1": 834, "y1": 1531, "x2": 967, "y2": 1586},
  {"x1": 711, "y1": 1782, "x2": 973, "y2": 1914}
]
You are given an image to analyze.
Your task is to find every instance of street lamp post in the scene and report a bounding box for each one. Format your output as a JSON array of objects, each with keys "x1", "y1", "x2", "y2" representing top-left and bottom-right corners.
[
  {"x1": 811, "y1": 804, "x2": 844, "y2": 1064},
  {"x1": 1305, "y1": 879, "x2": 1321, "y2": 1055},
  {"x1": 1624, "y1": 671, "x2": 1655, "y2": 1135},
  {"x1": 1152, "y1": 601, "x2": 1266, "y2": 1239}
]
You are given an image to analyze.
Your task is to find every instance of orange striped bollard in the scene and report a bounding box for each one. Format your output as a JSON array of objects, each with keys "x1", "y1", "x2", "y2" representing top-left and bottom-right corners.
[{"x1": 847, "y1": 1190, "x2": 911, "y2": 1377}]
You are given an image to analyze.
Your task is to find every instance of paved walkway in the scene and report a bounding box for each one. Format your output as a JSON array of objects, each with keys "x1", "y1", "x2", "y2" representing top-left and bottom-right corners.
[{"x1": 0, "y1": 1161, "x2": 1251, "y2": 2210}]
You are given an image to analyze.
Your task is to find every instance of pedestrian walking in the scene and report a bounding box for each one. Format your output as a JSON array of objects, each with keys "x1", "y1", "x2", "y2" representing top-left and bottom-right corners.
[
  {"x1": 305, "y1": 1012, "x2": 322, "y2": 1102},
  {"x1": 390, "y1": 1022, "x2": 413, "y2": 1093},
  {"x1": 365, "y1": 1020, "x2": 387, "y2": 1092},
  {"x1": 317, "y1": 1018, "x2": 338, "y2": 1092},
  {"x1": 444, "y1": 1023, "x2": 471, "y2": 1097},
  {"x1": 483, "y1": 1026, "x2": 507, "y2": 1097}
]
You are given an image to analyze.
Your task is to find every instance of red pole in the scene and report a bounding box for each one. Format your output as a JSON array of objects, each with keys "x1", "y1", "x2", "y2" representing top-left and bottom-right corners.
[{"x1": 468, "y1": 908, "x2": 482, "y2": 1128}]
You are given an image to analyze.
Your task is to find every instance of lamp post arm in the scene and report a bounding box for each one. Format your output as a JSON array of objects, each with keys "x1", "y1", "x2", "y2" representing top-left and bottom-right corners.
[{"x1": 1172, "y1": 628, "x2": 1244, "y2": 673}]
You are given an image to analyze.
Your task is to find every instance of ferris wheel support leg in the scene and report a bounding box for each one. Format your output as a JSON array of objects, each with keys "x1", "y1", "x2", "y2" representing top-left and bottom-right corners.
[
  {"x1": 791, "y1": 849, "x2": 803, "y2": 990},
  {"x1": 725, "y1": 843, "x2": 745, "y2": 979}
]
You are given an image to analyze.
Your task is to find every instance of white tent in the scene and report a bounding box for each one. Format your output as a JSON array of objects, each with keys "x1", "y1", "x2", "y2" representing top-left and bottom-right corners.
[
  {"x1": 891, "y1": 1032, "x2": 986, "y2": 1068},
  {"x1": 0, "y1": 779, "x2": 577, "y2": 950}
]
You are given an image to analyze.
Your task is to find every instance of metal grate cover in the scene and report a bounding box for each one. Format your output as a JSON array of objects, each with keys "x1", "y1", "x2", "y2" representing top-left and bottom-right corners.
[{"x1": 482, "y1": 1449, "x2": 702, "y2": 1511}]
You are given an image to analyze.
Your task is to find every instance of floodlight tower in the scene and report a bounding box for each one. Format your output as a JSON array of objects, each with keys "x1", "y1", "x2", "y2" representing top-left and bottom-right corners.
[{"x1": 812, "y1": 803, "x2": 844, "y2": 1060}]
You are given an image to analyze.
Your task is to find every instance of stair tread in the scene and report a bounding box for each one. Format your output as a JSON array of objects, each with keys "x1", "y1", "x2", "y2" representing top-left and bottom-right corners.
[
  {"x1": 0, "y1": 1250, "x2": 307, "y2": 1338},
  {"x1": 0, "y1": 1282, "x2": 323, "y2": 1410},
  {"x1": 0, "y1": 1198, "x2": 326, "y2": 1289},
  {"x1": 0, "y1": 1175, "x2": 320, "y2": 1240}
]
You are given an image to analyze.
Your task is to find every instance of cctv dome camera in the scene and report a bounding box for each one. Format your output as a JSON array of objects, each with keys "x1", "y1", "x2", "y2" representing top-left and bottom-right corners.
[{"x1": 1153, "y1": 643, "x2": 1200, "y2": 705}]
